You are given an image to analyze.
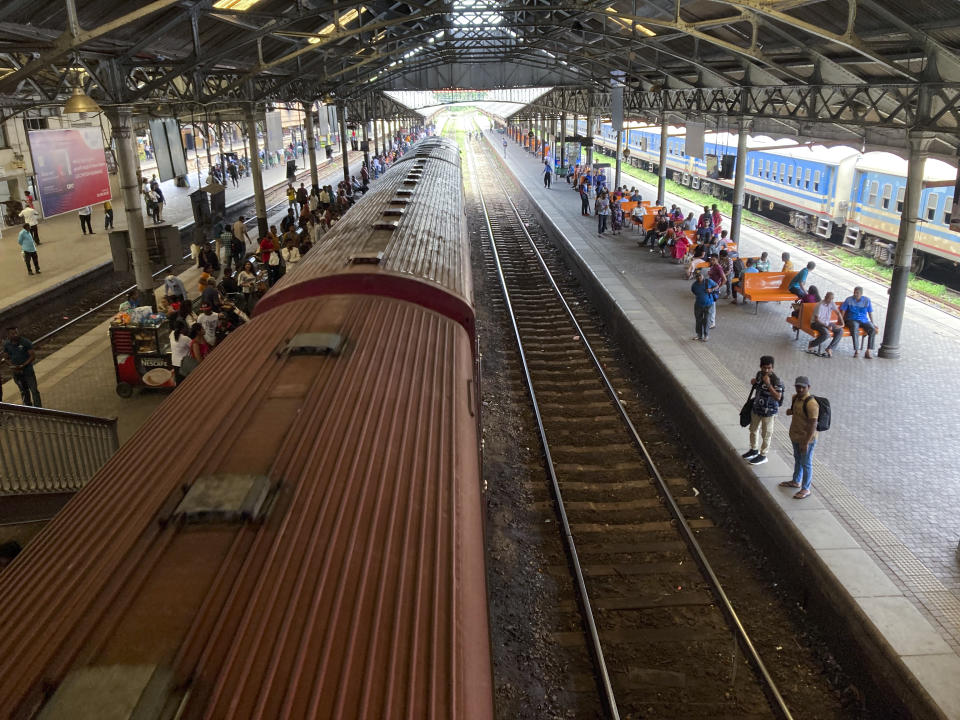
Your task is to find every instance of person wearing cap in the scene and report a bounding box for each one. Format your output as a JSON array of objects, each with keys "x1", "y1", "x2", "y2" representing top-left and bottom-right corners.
[
  {"x1": 782, "y1": 376, "x2": 818, "y2": 499},
  {"x1": 742, "y1": 356, "x2": 784, "y2": 466}
]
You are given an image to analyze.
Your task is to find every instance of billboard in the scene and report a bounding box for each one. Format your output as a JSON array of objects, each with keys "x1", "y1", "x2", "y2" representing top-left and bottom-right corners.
[
  {"x1": 148, "y1": 117, "x2": 187, "y2": 183},
  {"x1": 686, "y1": 121, "x2": 706, "y2": 159},
  {"x1": 28, "y1": 128, "x2": 111, "y2": 217},
  {"x1": 265, "y1": 111, "x2": 283, "y2": 154}
]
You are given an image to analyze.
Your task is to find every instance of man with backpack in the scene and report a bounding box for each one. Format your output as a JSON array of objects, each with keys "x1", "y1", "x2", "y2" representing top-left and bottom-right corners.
[
  {"x1": 741, "y1": 356, "x2": 784, "y2": 466},
  {"x1": 782, "y1": 376, "x2": 829, "y2": 499}
]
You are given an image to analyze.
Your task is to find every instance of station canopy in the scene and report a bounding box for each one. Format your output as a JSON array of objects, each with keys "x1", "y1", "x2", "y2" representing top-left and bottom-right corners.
[{"x1": 1, "y1": 1, "x2": 960, "y2": 154}]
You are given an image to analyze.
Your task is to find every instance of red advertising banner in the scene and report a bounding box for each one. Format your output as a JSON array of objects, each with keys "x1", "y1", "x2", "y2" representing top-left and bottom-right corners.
[{"x1": 28, "y1": 128, "x2": 111, "y2": 217}]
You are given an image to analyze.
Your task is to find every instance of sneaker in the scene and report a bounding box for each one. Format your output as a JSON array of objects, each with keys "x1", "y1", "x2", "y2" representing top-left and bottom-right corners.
[
  {"x1": 749, "y1": 454, "x2": 768, "y2": 465},
  {"x1": 741, "y1": 449, "x2": 758, "y2": 459}
]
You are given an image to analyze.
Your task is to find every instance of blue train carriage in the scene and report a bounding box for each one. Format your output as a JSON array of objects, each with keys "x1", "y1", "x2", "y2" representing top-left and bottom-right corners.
[
  {"x1": 846, "y1": 153, "x2": 960, "y2": 272},
  {"x1": 742, "y1": 145, "x2": 859, "y2": 239}
]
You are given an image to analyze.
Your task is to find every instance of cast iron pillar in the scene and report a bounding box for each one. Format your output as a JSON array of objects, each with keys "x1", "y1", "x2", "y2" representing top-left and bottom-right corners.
[
  {"x1": 729, "y1": 117, "x2": 750, "y2": 247},
  {"x1": 244, "y1": 107, "x2": 268, "y2": 236},
  {"x1": 656, "y1": 111, "x2": 668, "y2": 205},
  {"x1": 338, "y1": 104, "x2": 350, "y2": 184},
  {"x1": 303, "y1": 101, "x2": 319, "y2": 189}
]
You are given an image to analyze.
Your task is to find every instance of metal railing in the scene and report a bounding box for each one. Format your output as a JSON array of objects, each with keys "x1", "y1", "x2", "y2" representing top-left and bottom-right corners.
[{"x1": 0, "y1": 403, "x2": 119, "y2": 494}]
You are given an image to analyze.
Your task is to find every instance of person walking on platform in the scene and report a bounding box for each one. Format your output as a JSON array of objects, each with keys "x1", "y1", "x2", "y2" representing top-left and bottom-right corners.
[
  {"x1": 502, "y1": 138, "x2": 507, "y2": 157},
  {"x1": 596, "y1": 192, "x2": 610, "y2": 235},
  {"x1": 690, "y1": 270, "x2": 718, "y2": 342},
  {"x1": 3, "y1": 327, "x2": 41, "y2": 407},
  {"x1": 18, "y1": 204, "x2": 40, "y2": 245},
  {"x1": 543, "y1": 160, "x2": 552, "y2": 189},
  {"x1": 839, "y1": 286, "x2": 877, "y2": 359},
  {"x1": 742, "y1": 356, "x2": 784, "y2": 466},
  {"x1": 782, "y1": 377, "x2": 818, "y2": 499},
  {"x1": 579, "y1": 180, "x2": 590, "y2": 216},
  {"x1": 149, "y1": 176, "x2": 165, "y2": 223},
  {"x1": 103, "y1": 200, "x2": 114, "y2": 230},
  {"x1": 17, "y1": 223, "x2": 40, "y2": 275},
  {"x1": 78, "y1": 205, "x2": 94, "y2": 235}
]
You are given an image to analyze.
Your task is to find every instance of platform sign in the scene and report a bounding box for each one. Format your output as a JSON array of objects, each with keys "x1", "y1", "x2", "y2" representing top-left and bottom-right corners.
[
  {"x1": 28, "y1": 128, "x2": 111, "y2": 218},
  {"x1": 686, "y1": 121, "x2": 706, "y2": 159},
  {"x1": 265, "y1": 111, "x2": 284, "y2": 154},
  {"x1": 148, "y1": 117, "x2": 187, "y2": 183}
]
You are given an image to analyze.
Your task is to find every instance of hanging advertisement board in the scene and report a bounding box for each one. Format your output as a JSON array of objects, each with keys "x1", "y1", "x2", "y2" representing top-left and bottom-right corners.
[
  {"x1": 148, "y1": 117, "x2": 187, "y2": 182},
  {"x1": 28, "y1": 128, "x2": 111, "y2": 217}
]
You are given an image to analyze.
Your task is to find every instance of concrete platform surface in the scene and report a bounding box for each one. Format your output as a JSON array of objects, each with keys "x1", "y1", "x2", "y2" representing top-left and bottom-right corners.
[
  {"x1": 0, "y1": 150, "x2": 362, "y2": 313},
  {"x1": 490, "y1": 130, "x2": 960, "y2": 719}
]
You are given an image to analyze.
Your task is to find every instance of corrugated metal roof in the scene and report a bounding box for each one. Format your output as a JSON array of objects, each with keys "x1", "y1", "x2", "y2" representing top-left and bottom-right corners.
[{"x1": 0, "y1": 294, "x2": 491, "y2": 719}]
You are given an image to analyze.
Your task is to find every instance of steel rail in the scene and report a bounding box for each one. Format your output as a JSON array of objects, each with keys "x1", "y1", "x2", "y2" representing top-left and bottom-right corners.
[
  {"x1": 464, "y1": 136, "x2": 622, "y2": 720},
  {"x1": 477, "y1": 127, "x2": 794, "y2": 720}
]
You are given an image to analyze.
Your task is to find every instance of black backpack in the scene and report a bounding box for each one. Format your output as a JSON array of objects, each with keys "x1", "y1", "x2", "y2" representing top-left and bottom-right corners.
[{"x1": 805, "y1": 396, "x2": 831, "y2": 431}]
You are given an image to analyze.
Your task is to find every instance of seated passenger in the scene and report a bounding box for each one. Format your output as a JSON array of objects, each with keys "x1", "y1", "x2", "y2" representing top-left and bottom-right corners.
[
  {"x1": 781, "y1": 252, "x2": 794, "y2": 272},
  {"x1": 840, "y1": 286, "x2": 877, "y2": 359},
  {"x1": 788, "y1": 261, "x2": 816, "y2": 300},
  {"x1": 755, "y1": 251, "x2": 771, "y2": 272},
  {"x1": 807, "y1": 291, "x2": 843, "y2": 357}
]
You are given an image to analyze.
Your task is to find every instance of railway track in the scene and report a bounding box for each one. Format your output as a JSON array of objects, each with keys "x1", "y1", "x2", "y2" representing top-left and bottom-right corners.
[{"x1": 466, "y1": 137, "x2": 792, "y2": 720}]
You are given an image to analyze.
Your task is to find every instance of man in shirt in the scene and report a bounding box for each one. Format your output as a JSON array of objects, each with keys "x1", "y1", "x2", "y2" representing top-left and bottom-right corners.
[
  {"x1": 232, "y1": 216, "x2": 251, "y2": 252},
  {"x1": 808, "y1": 291, "x2": 843, "y2": 357},
  {"x1": 755, "y1": 251, "x2": 771, "y2": 272},
  {"x1": 788, "y1": 260, "x2": 816, "y2": 299},
  {"x1": 17, "y1": 223, "x2": 40, "y2": 275},
  {"x1": 839, "y1": 286, "x2": 877, "y2": 359},
  {"x1": 742, "y1": 355, "x2": 784, "y2": 465},
  {"x1": 782, "y1": 376, "x2": 818, "y2": 499},
  {"x1": 543, "y1": 160, "x2": 552, "y2": 189},
  {"x1": 731, "y1": 257, "x2": 759, "y2": 304},
  {"x1": 18, "y1": 204, "x2": 40, "y2": 244},
  {"x1": 3, "y1": 327, "x2": 41, "y2": 407},
  {"x1": 78, "y1": 205, "x2": 94, "y2": 234},
  {"x1": 706, "y1": 256, "x2": 726, "y2": 329}
]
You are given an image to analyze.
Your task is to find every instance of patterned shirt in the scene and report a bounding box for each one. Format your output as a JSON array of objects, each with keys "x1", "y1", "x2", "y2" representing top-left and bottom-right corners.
[{"x1": 752, "y1": 372, "x2": 784, "y2": 417}]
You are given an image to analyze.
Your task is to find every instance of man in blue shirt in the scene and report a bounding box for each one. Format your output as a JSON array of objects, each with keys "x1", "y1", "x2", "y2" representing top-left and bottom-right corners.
[
  {"x1": 840, "y1": 286, "x2": 878, "y2": 358},
  {"x1": 691, "y1": 270, "x2": 718, "y2": 342},
  {"x1": 788, "y1": 260, "x2": 816, "y2": 299},
  {"x1": 3, "y1": 327, "x2": 41, "y2": 407},
  {"x1": 17, "y1": 223, "x2": 40, "y2": 275}
]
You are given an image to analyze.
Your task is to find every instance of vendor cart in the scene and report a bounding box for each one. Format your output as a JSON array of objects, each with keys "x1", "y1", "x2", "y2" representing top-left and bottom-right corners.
[{"x1": 109, "y1": 317, "x2": 176, "y2": 397}]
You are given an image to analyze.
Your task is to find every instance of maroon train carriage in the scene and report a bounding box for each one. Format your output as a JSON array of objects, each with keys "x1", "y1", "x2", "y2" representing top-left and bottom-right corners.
[{"x1": 0, "y1": 136, "x2": 493, "y2": 720}]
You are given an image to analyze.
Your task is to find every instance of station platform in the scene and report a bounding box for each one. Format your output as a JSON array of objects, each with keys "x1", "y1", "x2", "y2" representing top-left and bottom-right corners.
[
  {"x1": 0, "y1": 149, "x2": 362, "y2": 313},
  {"x1": 489, "y1": 130, "x2": 960, "y2": 718},
  {"x1": 0, "y1": 154, "x2": 367, "y2": 443}
]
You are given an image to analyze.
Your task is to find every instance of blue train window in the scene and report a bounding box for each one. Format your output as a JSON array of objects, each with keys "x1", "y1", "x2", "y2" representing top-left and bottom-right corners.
[
  {"x1": 813, "y1": 170, "x2": 821, "y2": 192},
  {"x1": 925, "y1": 193, "x2": 939, "y2": 221},
  {"x1": 765, "y1": 160, "x2": 770, "y2": 178},
  {"x1": 780, "y1": 165, "x2": 786, "y2": 183},
  {"x1": 945, "y1": 197, "x2": 953, "y2": 225},
  {"x1": 896, "y1": 186, "x2": 905, "y2": 213},
  {"x1": 787, "y1": 166, "x2": 794, "y2": 184},
  {"x1": 772, "y1": 161, "x2": 778, "y2": 180},
  {"x1": 804, "y1": 168, "x2": 811, "y2": 189},
  {"x1": 881, "y1": 185, "x2": 892, "y2": 209},
  {"x1": 750, "y1": 158, "x2": 755, "y2": 175}
]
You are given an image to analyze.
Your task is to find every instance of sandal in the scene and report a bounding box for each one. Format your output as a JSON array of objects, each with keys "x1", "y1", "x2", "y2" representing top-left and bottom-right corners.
[
  {"x1": 805, "y1": 348, "x2": 821, "y2": 356},
  {"x1": 779, "y1": 481, "x2": 801, "y2": 488},
  {"x1": 853, "y1": 351, "x2": 859, "y2": 358},
  {"x1": 793, "y1": 489, "x2": 811, "y2": 499}
]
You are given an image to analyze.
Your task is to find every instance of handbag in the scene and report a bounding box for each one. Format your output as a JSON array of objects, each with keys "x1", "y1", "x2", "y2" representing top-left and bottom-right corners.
[{"x1": 739, "y1": 386, "x2": 756, "y2": 427}]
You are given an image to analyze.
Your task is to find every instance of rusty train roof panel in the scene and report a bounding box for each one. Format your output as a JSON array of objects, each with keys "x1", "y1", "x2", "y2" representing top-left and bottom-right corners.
[
  {"x1": 258, "y1": 137, "x2": 473, "y2": 333},
  {"x1": 0, "y1": 293, "x2": 491, "y2": 720}
]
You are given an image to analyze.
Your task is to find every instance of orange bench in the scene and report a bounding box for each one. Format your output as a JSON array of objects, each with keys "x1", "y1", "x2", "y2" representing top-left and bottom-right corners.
[
  {"x1": 786, "y1": 302, "x2": 876, "y2": 349},
  {"x1": 741, "y1": 271, "x2": 798, "y2": 313}
]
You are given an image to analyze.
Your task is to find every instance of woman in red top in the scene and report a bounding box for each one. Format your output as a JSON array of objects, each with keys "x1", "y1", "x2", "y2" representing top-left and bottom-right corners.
[
  {"x1": 259, "y1": 236, "x2": 275, "y2": 265},
  {"x1": 189, "y1": 323, "x2": 211, "y2": 362}
]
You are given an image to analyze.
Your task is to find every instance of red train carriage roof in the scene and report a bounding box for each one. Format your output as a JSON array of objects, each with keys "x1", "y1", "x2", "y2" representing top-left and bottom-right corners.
[
  {"x1": 0, "y1": 294, "x2": 491, "y2": 720},
  {"x1": 258, "y1": 138, "x2": 474, "y2": 337}
]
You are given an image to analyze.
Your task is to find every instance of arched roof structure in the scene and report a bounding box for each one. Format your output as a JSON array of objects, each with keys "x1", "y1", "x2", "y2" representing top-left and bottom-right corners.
[{"x1": 0, "y1": 1, "x2": 959, "y2": 152}]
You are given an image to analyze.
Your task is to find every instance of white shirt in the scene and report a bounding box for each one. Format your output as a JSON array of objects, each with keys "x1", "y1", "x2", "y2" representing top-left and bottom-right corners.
[
  {"x1": 282, "y1": 246, "x2": 301, "y2": 264},
  {"x1": 169, "y1": 332, "x2": 192, "y2": 368},
  {"x1": 231, "y1": 219, "x2": 248, "y2": 241},
  {"x1": 19, "y1": 207, "x2": 38, "y2": 226},
  {"x1": 79, "y1": 205, "x2": 92, "y2": 216},
  {"x1": 198, "y1": 312, "x2": 218, "y2": 345},
  {"x1": 815, "y1": 302, "x2": 835, "y2": 325}
]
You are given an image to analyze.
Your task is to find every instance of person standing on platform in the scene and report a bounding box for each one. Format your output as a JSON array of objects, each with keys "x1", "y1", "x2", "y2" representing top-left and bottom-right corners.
[
  {"x1": 742, "y1": 355, "x2": 784, "y2": 466},
  {"x1": 579, "y1": 180, "x2": 590, "y2": 216},
  {"x1": 232, "y1": 216, "x2": 251, "y2": 254},
  {"x1": 3, "y1": 327, "x2": 41, "y2": 407},
  {"x1": 502, "y1": 138, "x2": 507, "y2": 157},
  {"x1": 596, "y1": 192, "x2": 610, "y2": 235},
  {"x1": 543, "y1": 160, "x2": 552, "y2": 189},
  {"x1": 228, "y1": 162, "x2": 239, "y2": 188},
  {"x1": 782, "y1": 376, "x2": 818, "y2": 499},
  {"x1": 17, "y1": 223, "x2": 40, "y2": 275},
  {"x1": 18, "y1": 204, "x2": 40, "y2": 245},
  {"x1": 149, "y1": 176, "x2": 165, "y2": 223},
  {"x1": 691, "y1": 270, "x2": 718, "y2": 342},
  {"x1": 78, "y1": 205, "x2": 94, "y2": 234},
  {"x1": 103, "y1": 200, "x2": 114, "y2": 230},
  {"x1": 711, "y1": 204, "x2": 722, "y2": 235},
  {"x1": 839, "y1": 286, "x2": 877, "y2": 359}
]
